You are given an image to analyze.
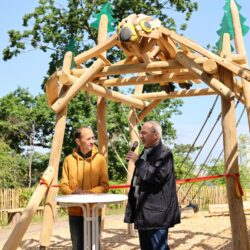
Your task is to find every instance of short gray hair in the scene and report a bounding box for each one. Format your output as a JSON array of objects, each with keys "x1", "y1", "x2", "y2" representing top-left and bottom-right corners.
[
  {"x1": 144, "y1": 121, "x2": 162, "y2": 138},
  {"x1": 74, "y1": 126, "x2": 93, "y2": 140}
]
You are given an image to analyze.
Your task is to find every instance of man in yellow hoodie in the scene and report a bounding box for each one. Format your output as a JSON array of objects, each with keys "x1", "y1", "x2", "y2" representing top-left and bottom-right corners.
[{"x1": 61, "y1": 127, "x2": 109, "y2": 250}]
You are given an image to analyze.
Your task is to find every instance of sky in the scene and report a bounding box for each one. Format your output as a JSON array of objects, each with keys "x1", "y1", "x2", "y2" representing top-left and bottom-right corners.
[{"x1": 0, "y1": 1, "x2": 250, "y2": 164}]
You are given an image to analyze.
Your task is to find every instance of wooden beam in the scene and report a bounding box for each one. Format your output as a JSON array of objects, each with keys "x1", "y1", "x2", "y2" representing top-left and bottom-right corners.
[
  {"x1": 51, "y1": 58, "x2": 105, "y2": 113},
  {"x1": 138, "y1": 99, "x2": 161, "y2": 121},
  {"x1": 176, "y1": 52, "x2": 235, "y2": 100},
  {"x1": 132, "y1": 88, "x2": 217, "y2": 100},
  {"x1": 203, "y1": 59, "x2": 218, "y2": 74},
  {"x1": 96, "y1": 60, "x2": 184, "y2": 77},
  {"x1": 187, "y1": 53, "x2": 245, "y2": 64},
  {"x1": 98, "y1": 54, "x2": 112, "y2": 65},
  {"x1": 71, "y1": 60, "x2": 186, "y2": 78},
  {"x1": 95, "y1": 73, "x2": 199, "y2": 87},
  {"x1": 67, "y1": 74, "x2": 148, "y2": 109},
  {"x1": 162, "y1": 28, "x2": 250, "y2": 81},
  {"x1": 74, "y1": 33, "x2": 118, "y2": 65},
  {"x1": 158, "y1": 33, "x2": 178, "y2": 59}
]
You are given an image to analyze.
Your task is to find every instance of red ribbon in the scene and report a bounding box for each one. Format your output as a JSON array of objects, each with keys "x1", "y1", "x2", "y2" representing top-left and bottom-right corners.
[
  {"x1": 109, "y1": 184, "x2": 130, "y2": 189},
  {"x1": 110, "y1": 173, "x2": 243, "y2": 197},
  {"x1": 40, "y1": 178, "x2": 61, "y2": 188}
]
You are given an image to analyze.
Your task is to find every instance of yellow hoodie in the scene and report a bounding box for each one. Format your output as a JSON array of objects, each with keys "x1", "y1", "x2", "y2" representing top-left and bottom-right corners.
[{"x1": 60, "y1": 145, "x2": 109, "y2": 216}]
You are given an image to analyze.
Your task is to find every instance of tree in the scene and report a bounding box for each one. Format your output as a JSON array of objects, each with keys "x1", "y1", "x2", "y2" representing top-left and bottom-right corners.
[
  {"x1": 0, "y1": 139, "x2": 29, "y2": 188},
  {"x1": 0, "y1": 88, "x2": 55, "y2": 187},
  {"x1": 2, "y1": 0, "x2": 198, "y2": 78},
  {"x1": 238, "y1": 134, "x2": 250, "y2": 166},
  {"x1": 172, "y1": 143, "x2": 200, "y2": 179},
  {"x1": 0, "y1": 88, "x2": 54, "y2": 153}
]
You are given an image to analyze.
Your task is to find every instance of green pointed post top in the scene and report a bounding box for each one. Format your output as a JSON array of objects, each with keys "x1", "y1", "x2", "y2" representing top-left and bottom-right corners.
[
  {"x1": 216, "y1": 0, "x2": 249, "y2": 51},
  {"x1": 90, "y1": 2, "x2": 117, "y2": 32}
]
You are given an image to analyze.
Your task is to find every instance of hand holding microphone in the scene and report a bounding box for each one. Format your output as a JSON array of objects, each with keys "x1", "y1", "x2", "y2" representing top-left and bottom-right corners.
[{"x1": 126, "y1": 141, "x2": 139, "y2": 162}]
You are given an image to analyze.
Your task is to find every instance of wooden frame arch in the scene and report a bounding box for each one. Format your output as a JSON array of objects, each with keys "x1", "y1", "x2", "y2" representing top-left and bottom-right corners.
[{"x1": 3, "y1": 1, "x2": 250, "y2": 249}]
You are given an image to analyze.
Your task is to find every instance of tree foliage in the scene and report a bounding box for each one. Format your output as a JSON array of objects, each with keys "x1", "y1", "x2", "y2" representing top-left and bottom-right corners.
[
  {"x1": 0, "y1": 139, "x2": 28, "y2": 188},
  {"x1": 172, "y1": 143, "x2": 200, "y2": 179},
  {"x1": 0, "y1": 87, "x2": 54, "y2": 153},
  {"x1": 3, "y1": 0, "x2": 198, "y2": 78}
]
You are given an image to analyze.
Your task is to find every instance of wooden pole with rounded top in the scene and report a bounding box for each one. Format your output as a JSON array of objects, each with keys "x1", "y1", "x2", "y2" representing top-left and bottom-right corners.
[
  {"x1": 230, "y1": 0, "x2": 250, "y2": 131},
  {"x1": 220, "y1": 33, "x2": 249, "y2": 250},
  {"x1": 97, "y1": 14, "x2": 109, "y2": 161},
  {"x1": 39, "y1": 52, "x2": 72, "y2": 249},
  {"x1": 39, "y1": 105, "x2": 68, "y2": 249},
  {"x1": 96, "y1": 14, "x2": 109, "y2": 232}
]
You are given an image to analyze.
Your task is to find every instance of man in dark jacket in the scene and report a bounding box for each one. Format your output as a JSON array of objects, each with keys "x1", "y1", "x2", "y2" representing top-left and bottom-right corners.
[{"x1": 125, "y1": 121, "x2": 180, "y2": 250}]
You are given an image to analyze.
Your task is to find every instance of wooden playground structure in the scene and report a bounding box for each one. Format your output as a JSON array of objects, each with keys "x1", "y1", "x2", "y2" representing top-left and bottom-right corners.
[{"x1": 3, "y1": 0, "x2": 250, "y2": 249}]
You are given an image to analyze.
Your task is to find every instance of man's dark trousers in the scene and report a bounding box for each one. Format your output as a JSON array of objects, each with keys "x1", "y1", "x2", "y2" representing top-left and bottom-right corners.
[{"x1": 138, "y1": 228, "x2": 170, "y2": 250}]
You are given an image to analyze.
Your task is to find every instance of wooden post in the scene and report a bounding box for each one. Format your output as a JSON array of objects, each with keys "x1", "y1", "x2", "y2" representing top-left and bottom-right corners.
[
  {"x1": 220, "y1": 33, "x2": 249, "y2": 250},
  {"x1": 39, "y1": 52, "x2": 71, "y2": 248},
  {"x1": 230, "y1": 0, "x2": 250, "y2": 131},
  {"x1": 97, "y1": 14, "x2": 108, "y2": 160},
  {"x1": 127, "y1": 83, "x2": 143, "y2": 235},
  {"x1": 39, "y1": 107, "x2": 68, "y2": 248},
  {"x1": 3, "y1": 166, "x2": 54, "y2": 250},
  {"x1": 96, "y1": 14, "x2": 109, "y2": 233}
]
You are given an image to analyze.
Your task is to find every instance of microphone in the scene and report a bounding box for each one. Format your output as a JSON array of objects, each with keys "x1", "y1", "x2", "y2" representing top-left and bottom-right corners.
[
  {"x1": 126, "y1": 141, "x2": 139, "y2": 161},
  {"x1": 130, "y1": 141, "x2": 139, "y2": 152}
]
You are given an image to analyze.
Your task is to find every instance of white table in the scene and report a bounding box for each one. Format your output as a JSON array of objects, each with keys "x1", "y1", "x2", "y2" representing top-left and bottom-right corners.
[{"x1": 56, "y1": 193, "x2": 128, "y2": 250}]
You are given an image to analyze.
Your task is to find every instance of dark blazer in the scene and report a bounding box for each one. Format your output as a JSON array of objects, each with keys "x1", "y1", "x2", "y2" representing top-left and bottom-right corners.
[{"x1": 124, "y1": 141, "x2": 180, "y2": 230}]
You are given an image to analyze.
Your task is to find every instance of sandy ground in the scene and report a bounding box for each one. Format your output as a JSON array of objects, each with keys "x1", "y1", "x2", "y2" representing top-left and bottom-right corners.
[{"x1": 1, "y1": 211, "x2": 250, "y2": 249}]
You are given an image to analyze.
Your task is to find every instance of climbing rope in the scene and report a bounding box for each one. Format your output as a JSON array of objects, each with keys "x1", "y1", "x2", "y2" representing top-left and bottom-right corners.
[
  {"x1": 177, "y1": 96, "x2": 221, "y2": 195},
  {"x1": 176, "y1": 95, "x2": 219, "y2": 176},
  {"x1": 188, "y1": 105, "x2": 245, "y2": 203},
  {"x1": 180, "y1": 99, "x2": 244, "y2": 204}
]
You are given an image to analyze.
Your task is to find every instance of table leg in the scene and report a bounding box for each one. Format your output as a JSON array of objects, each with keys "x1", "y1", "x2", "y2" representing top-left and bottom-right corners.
[
  {"x1": 78, "y1": 205, "x2": 86, "y2": 250},
  {"x1": 92, "y1": 204, "x2": 104, "y2": 250}
]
